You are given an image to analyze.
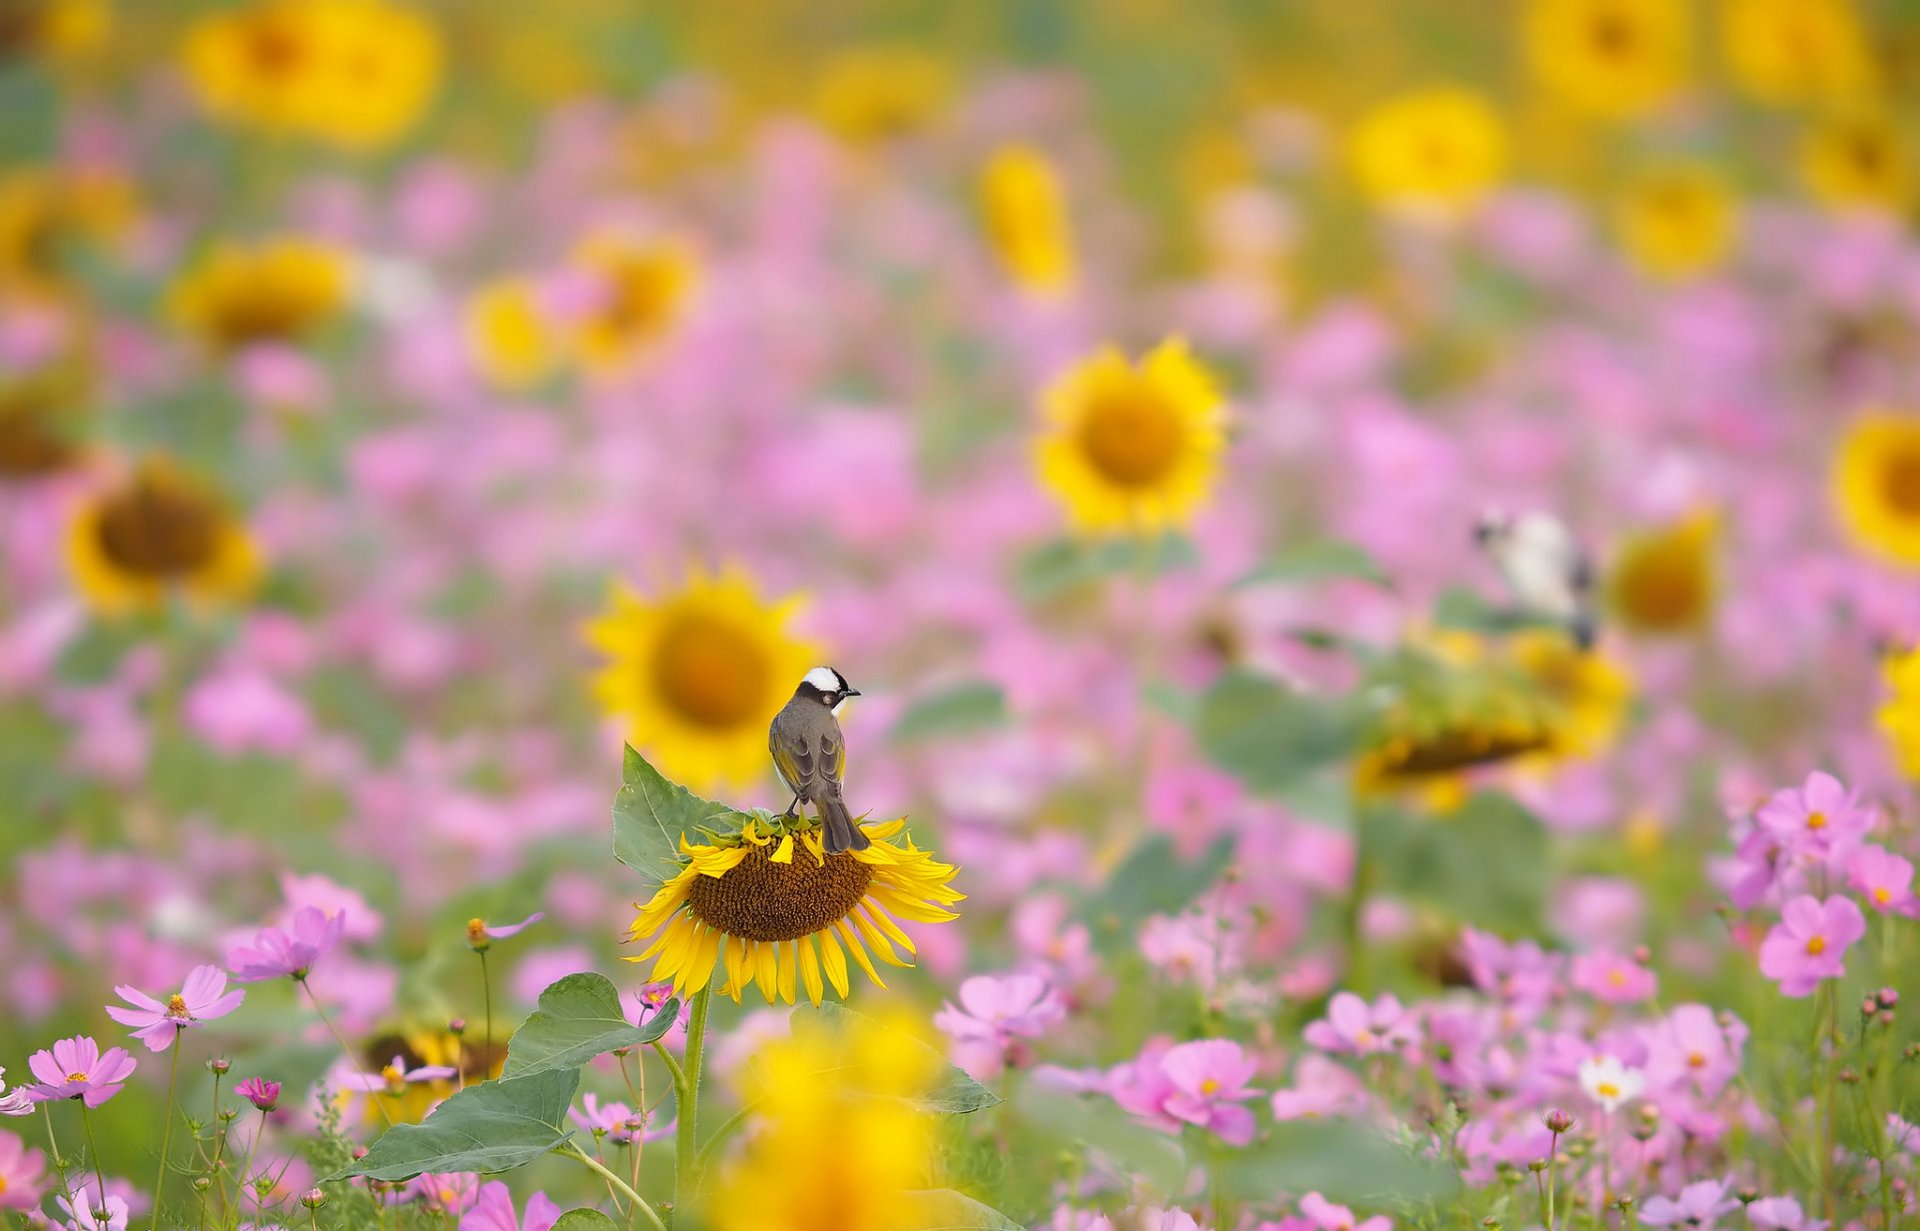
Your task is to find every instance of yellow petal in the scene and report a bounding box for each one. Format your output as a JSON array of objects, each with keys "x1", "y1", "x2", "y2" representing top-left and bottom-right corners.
[
  {"x1": 818, "y1": 926, "x2": 851, "y2": 998},
  {"x1": 799, "y1": 934, "x2": 824, "y2": 1007},
  {"x1": 770, "y1": 834, "x2": 794, "y2": 864}
]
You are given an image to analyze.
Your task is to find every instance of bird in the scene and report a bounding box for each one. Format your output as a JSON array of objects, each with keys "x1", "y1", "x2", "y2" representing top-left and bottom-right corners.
[
  {"x1": 768, "y1": 666, "x2": 870, "y2": 854},
  {"x1": 1473, "y1": 510, "x2": 1597, "y2": 649}
]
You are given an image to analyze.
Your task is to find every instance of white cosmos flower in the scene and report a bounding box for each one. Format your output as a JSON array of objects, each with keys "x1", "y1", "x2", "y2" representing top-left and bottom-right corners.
[{"x1": 1577, "y1": 1053, "x2": 1646, "y2": 1112}]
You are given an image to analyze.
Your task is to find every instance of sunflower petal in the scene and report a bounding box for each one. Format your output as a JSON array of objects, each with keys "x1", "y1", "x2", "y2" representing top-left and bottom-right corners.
[{"x1": 798, "y1": 935, "x2": 824, "y2": 1007}]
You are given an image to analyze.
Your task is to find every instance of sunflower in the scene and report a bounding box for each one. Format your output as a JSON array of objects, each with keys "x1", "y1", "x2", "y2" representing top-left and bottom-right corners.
[
  {"x1": 585, "y1": 566, "x2": 818, "y2": 793},
  {"x1": 1613, "y1": 163, "x2": 1737, "y2": 280},
  {"x1": 1349, "y1": 87, "x2": 1507, "y2": 218},
  {"x1": 979, "y1": 144, "x2": 1075, "y2": 296},
  {"x1": 1722, "y1": 0, "x2": 1875, "y2": 108},
  {"x1": 1833, "y1": 411, "x2": 1920, "y2": 567},
  {"x1": 1523, "y1": 0, "x2": 1689, "y2": 122},
  {"x1": 811, "y1": 46, "x2": 950, "y2": 143},
  {"x1": 168, "y1": 237, "x2": 350, "y2": 353},
  {"x1": 1800, "y1": 111, "x2": 1911, "y2": 215},
  {"x1": 0, "y1": 372, "x2": 87, "y2": 482},
  {"x1": 625, "y1": 816, "x2": 963, "y2": 1007},
  {"x1": 1604, "y1": 510, "x2": 1718, "y2": 635},
  {"x1": 1034, "y1": 337, "x2": 1227, "y2": 534},
  {"x1": 569, "y1": 232, "x2": 698, "y2": 372},
  {"x1": 65, "y1": 458, "x2": 261, "y2": 615},
  {"x1": 1879, "y1": 645, "x2": 1920, "y2": 779},
  {"x1": 464, "y1": 277, "x2": 555, "y2": 391}
]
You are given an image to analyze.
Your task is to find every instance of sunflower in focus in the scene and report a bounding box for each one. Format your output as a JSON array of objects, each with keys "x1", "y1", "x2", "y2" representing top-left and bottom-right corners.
[
  {"x1": 586, "y1": 566, "x2": 818, "y2": 792},
  {"x1": 626, "y1": 817, "x2": 963, "y2": 1007},
  {"x1": 1035, "y1": 338, "x2": 1226, "y2": 534},
  {"x1": 811, "y1": 45, "x2": 950, "y2": 143},
  {"x1": 1349, "y1": 87, "x2": 1507, "y2": 218},
  {"x1": 464, "y1": 277, "x2": 556, "y2": 391},
  {"x1": 168, "y1": 237, "x2": 350, "y2": 353},
  {"x1": 1613, "y1": 163, "x2": 1737, "y2": 280},
  {"x1": 1800, "y1": 112, "x2": 1911, "y2": 214},
  {"x1": 1524, "y1": 0, "x2": 1689, "y2": 122},
  {"x1": 1880, "y1": 645, "x2": 1920, "y2": 779},
  {"x1": 979, "y1": 144, "x2": 1075, "y2": 296},
  {"x1": 1722, "y1": 0, "x2": 1875, "y2": 108},
  {"x1": 1833, "y1": 411, "x2": 1920, "y2": 567},
  {"x1": 66, "y1": 457, "x2": 261, "y2": 615},
  {"x1": 569, "y1": 232, "x2": 698, "y2": 372},
  {"x1": 1605, "y1": 510, "x2": 1719, "y2": 636}
]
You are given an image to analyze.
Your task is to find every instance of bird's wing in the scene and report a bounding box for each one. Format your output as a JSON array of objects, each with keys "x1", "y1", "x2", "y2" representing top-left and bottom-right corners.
[
  {"x1": 771, "y1": 727, "x2": 815, "y2": 796},
  {"x1": 821, "y1": 728, "x2": 844, "y2": 796}
]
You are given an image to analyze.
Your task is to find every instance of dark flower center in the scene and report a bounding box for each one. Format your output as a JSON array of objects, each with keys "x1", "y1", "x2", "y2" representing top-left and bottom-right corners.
[
  {"x1": 95, "y1": 470, "x2": 223, "y2": 577},
  {"x1": 687, "y1": 843, "x2": 875, "y2": 942}
]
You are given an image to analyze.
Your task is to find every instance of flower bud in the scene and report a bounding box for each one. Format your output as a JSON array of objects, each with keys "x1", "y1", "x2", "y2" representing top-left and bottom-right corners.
[
  {"x1": 1527, "y1": 1158, "x2": 1548, "y2": 1174},
  {"x1": 1882, "y1": 1010, "x2": 1896, "y2": 1027},
  {"x1": 300, "y1": 1188, "x2": 327, "y2": 1210},
  {"x1": 192, "y1": 1177, "x2": 212, "y2": 1193},
  {"x1": 1880, "y1": 988, "x2": 1900, "y2": 1009},
  {"x1": 1864, "y1": 996, "x2": 1882, "y2": 1018},
  {"x1": 466, "y1": 918, "x2": 491, "y2": 952},
  {"x1": 449, "y1": 1018, "x2": 467, "y2": 1036},
  {"x1": 1542, "y1": 1108, "x2": 1575, "y2": 1134},
  {"x1": 207, "y1": 1057, "x2": 232, "y2": 1075}
]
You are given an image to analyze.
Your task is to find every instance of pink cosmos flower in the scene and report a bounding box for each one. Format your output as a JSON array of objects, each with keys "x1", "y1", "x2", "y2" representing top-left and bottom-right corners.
[
  {"x1": 1747, "y1": 1197, "x2": 1827, "y2": 1231},
  {"x1": 279, "y1": 873, "x2": 382, "y2": 944},
  {"x1": 570, "y1": 1094, "x2": 670, "y2": 1145},
  {"x1": 228, "y1": 906, "x2": 345, "y2": 982},
  {"x1": 466, "y1": 912, "x2": 544, "y2": 950},
  {"x1": 104, "y1": 965, "x2": 245, "y2": 1052},
  {"x1": 1299, "y1": 1192, "x2": 1391, "y2": 1231},
  {"x1": 0, "y1": 1068, "x2": 33, "y2": 1117},
  {"x1": 28, "y1": 1037, "x2": 137, "y2": 1106},
  {"x1": 1569, "y1": 950, "x2": 1657, "y2": 1004},
  {"x1": 339, "y1": 1054, "x2": 458, "y2": 1096},
  {"x1": 1269, "y1": 1055, "x2": 1366, "y2": 1121},
  {"x1": 1754, "y1": 772, "x2": 1870, "y2": 859},
  {"x1": 1303, "y1": 992, "x2": 1415, "y2": 1057},
  {"x1": 1643, "y1": 1004, "x2": 1744, "y2": 1097},
  {"x1": 236, "y1": 1077, "x2": 281, "y2": 1112},
  {"x1": 0, "y1": 1129, "x2": 47, "y2": 1210},
  {"x1": 933, "y1": 972, "x2": 1067, "y2": 1079},
  {"x1": 1848, "y1": 845, "x2": 1920, "y2": 917},
  {"x1": 1639, "y1": 1179, "x2": 1739, "y2": 1229},
  {"x1": 57, "y1": 1189, "x2": 129, "y2": 1231},
  {"x1": 407, "y1": 1173, "x2": 482, "y2": 1216},
  {"x1": 1157, "y1": 1039, "x2": 1260, "y2": 1145},
  {"x1": 459, "y1": 1180, "x2": 562, "y2": 1231},
  {"x1": 1757, "y1": 895, "x2": 1866, "y2": 997}
]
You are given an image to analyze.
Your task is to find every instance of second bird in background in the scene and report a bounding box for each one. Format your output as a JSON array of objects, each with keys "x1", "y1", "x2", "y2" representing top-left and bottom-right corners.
[{"x1": 1475, "y1": 510, "x2": 1598, "y2": 650}]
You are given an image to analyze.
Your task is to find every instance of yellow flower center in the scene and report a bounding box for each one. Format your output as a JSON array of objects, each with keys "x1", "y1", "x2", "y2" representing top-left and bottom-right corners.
[
  {"x1": 1879, "y1": 445, "x2": 1920, "y2": 517},
  {"x1": 686, "y1": 842, "x2": 875, "y2": 942},
  {"x1": 1591, "y1": 13, "x2": 1636, "y2": 57},
  {"x1": 1806, "y1": 935, "x2": 1827, "y2": 955},
  {"x1": 1596, "y1": 1080, "x2": 1620, "y2": 1099},
  {"x1": 466, "y1": 918, "x2": 488, "y2": 945},
  {"x1": 1076, "y1": 387, "x2": 1184, "y2": 487},
  {"x1": 167, "y1": 994, "x2": 190, "y2": 1017},
  {"x1": 0, "y1": 1173, "x2": 7, "y2": 1195},
  {"x1": 1875, "y1": 887, "x2": 1892, "y2": 904},
  {"x1": 95, "y1": 468, "x2": 223, "y2": 578},
  {"x1": 1352, "y1": 1028, "x2": 1376, "y2": 1049},
  {"x1": 649, "y1": 614, "x2": 770, "y2": 729},
  {"x1": 65, "y1": 1070, "x2": 88, "y2": 1083},
  {"x1": 380, "y1": 1063, "x2": 405, "y2": 1094},
  {"x1": 1200, "y1": 1078, "x2": 1220, "y2": 1095},
  {"x1": 1807, "y1": 811, "x2": 1828, "y2": 830},
  {"x1": 1686, "y1": 1051, "x2": 1706, "y2": 1069},
  {"x1": 597, "y1": 252, "x2": 684, "y2": 341}
]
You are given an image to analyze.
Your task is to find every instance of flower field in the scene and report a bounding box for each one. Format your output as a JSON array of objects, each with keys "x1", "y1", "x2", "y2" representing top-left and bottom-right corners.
[{"x1": 2, "y1": 2, "x2": 1920, "y2": 1229}]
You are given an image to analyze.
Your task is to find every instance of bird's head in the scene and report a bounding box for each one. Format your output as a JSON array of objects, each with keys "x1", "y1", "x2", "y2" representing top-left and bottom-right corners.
[
  {"x1": 796, "y1": 666, "x2": 860, "y2": 711},
  {"x1": 1472, "y1": 509, "x2": 1513, "y2": 547}
]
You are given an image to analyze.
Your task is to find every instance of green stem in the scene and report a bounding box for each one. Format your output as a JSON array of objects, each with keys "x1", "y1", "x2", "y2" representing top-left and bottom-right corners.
[
  {"x1": 78, "y1": 1103, "x2": 108, "y2": 1206},
  {"x1": 1343, "y1": 811, "x2": 1376, "y2": 995},
  {"x1": 150, "y1": 1038, "x2": 183, "y2": 1228},
  {"x1": 206, "y1": 1068, "x2": 227, "y2": 1224},
  {"x1": 299, "y1": 976, "x2": 393, "y2": 1127},
  {"x1": 479, "y1": 949, "x2": 494, "y2": 1080},
  {"x1": 692, "y1": 1100, "x2": 758, "y2": 1177},
  {"x1": 561, "y1": 1143, "x2": 667, "y2": 1231},
  {"x1": 650, "y1": 1041, "x2": 686, "y2": 1093},
  {"x1": 1545, "y1": 1128, "x2": 1560, "y2": 1231},
  {"x1": 235, "y1": 1110, "x2": 267, "y2": 1211},
  {"x1": 40, "y1": 1104, "x2": 70, "y2": 1196},
  {"x1": 675, "y1": 987, "x2": 713, "y2": 1209}
]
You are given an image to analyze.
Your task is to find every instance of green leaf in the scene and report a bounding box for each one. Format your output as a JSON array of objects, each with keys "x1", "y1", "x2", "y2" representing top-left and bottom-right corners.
[
  {"x1": 502, "y1": 973, "x2": 678, "y2": 1079},
  {"x1": 1216, "y1": 1119, "x2": 1460, "y2": 1205},
  {"x1": 1194, "y1": 669, "x2": 1370, "y2": 794},
  {"x1": 1432, "y1": 586, "x2": 1557, "y2": 635},
  {"x1": 1014, "y1": 1088, "x2": 1186, "y2": 1198},
  {"x1": 326, "y1": 1069, "x2": 580, "y2": 1182},
  {"x1": 897, "y1": 1189, "x2": 1025, "y2": 1230},
  {"x1": 1087, "y1": 833, "x2": 1233, "y2": 946},
  {"x1": 1362, "y1": 792, "x2": 1548, "y2": 933},
  {"x1": 890, "y1": 681, "x2": 1008, "y2": 743},
  {"x1": 1234, "y1": 539, "x2": 1390, "y2": 589},
  {"x1": 1015, "y1": 534, "x2": 1199, "y2": 604},
  {"x1": 613, "y1": 745, "x2": 730, "y2": 889},
  {"x1": 552, "y1": 1212, "x2": 620, "y2": 1231},
  {"x1": 790, "y1": 1003, "x2": 1001, "y2": 1114}
]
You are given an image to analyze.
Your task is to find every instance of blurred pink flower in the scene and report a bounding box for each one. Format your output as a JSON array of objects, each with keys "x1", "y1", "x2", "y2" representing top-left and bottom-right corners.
[
  {"x1": 1640, "y1": 1179, "x2": 1738, "y2": 1229},
  {"x1": 1304, "y1": 992, "x2": 1415, "y2": 1057},
  {"x1": 228, "y1": 906, "x2": 345, "y2": 982},
  {"x1": 57, "y1": 1190, "x2": 128, "y2": 1231},
  {"x1": 1154, "y1": 1039, "x2": 1260, "y2": 1145},
  {"x1": 182, "y1": 669, "x2": 312, "y2": 758},
  {"x1": 1299, "y1": 1192, "x2": 1391, "y2": 1231},
  {"x1": 339, "y1": 1054, "x2": 458, "y2": 1095},
  {"x1": 1848, "y1": 845, "x2": 1919, "y2": 917},
  {"x1": 934, "y1": 973, "x2": 1066, "y2": 1080},
  {"x1": 570, "y1": 1093, "x2": 669, "y2": 1145},
  {"x1": 1755, "y1": 771, "x2": 1870, "y2": 860},
  {"x1": 458, "y1": 1180, "x2": 562, "y2": 1231},
  {"x1": 1757, "y1": 895, "x2": 1866, "y2": 997},
  {"x1": 27, "y1": 1036, "x2": 137, "y2": 1106},
  {"x1": 407, "y1": 1173, "x2": 483, "y2": 1216},
  {"x1": 0, "y1": 1067, "x2": 32, "y2": 1117},
  {"x1": 0, "y1": 1129, "x2": 46, "y2": 1209},
  {"x1": 279, "y1": 874, "x2": 383, "y2": 944},
  {"x1": 1270, "y1": 1054, "x2": 1366, "y2": 1121},
  {"x1": 105, "y1": 964, "x2": 245, "y2": 1051},
  {"x1": 1569, "y1": 951, "x2": 1657, "y2": 1004},
  {"x1": 1747, "y1": 1197, "x2": 1826, "y2": 1231}
]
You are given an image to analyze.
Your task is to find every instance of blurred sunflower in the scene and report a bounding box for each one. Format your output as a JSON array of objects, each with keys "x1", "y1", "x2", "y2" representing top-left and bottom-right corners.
[
  {"x1": 1799, "y1": 111, "x2": 1911, "y2": 214},
  {"x1": 1523, "y1": 0, "x2": 1689, "y2": 121},
  {"x1": 168, "y1": 237, "x2": 350, "y2": 353},
  {"x1": 1833, "y1": 411, "x2": 1920, "y2": 567},
  {"x1": 1722, "y1": 0, "x2": 1875, "y2": 107},
  {"x1": 0, "y1": 0, "x2": 109, "y2": 64},
  {"x1": 464, "y1": 277, "x2": 556, "y2": 391},
  {"x1": 811, "y1": 45, "x2": 950, "y2": 143},
  {"x1": 0, "y1": 166, "x2": 133, "y2": 294},
  {"x1": 1613, "y1": 163, "x2": 1738, "y2": 280},
  {"x1": 1880, "y1": 645, "x2": 1920, "y2": 778},
  {"x1": 351, "y1": 1026, "x2": 476, "y2": 1125},
  {"x1": 66, "y1": 458, "x2": 261, "y2": 615},
  {"x1": 979, "y1": 143, "x2": 1075, "y2": 296},
  {"x1": 1349, "y1": 87, "x2": 1506, "y2": 218},
  {"x1": 585, "y1": 566, "x2": 817, "y2": 792},
  {"x1": 569, "y1": 232, "x2": 698, "y2": 372},
  {"x1": 1034, "y1": 337, "x2": 1226, "y2": 534},
  {"x1": 0, "y1": 372, "x2": 87, "y2": 482},
  {"x1": 1605, "y1": 510, "x2": 1719, "y2": 636},
  {"x1": 182, "y1": 0, "x2": 441, "y2": 150},
  {"x1": 625, "y1": 817, "x2": 962, "y2": 1007}
]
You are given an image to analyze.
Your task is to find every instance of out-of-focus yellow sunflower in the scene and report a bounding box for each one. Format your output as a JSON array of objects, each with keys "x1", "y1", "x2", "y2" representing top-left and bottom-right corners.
[
  {"x1": 183, "y1": 0, "x2": 441, "y2": 150},
  {"x1": 1613, "y1": 163, "x2": 1738, "y2": 280},
  {"x1": 0, "y1": 370, "x2": 88, "y2": 482},
  {"x1": 1035, "y1": 337, "x2": 1226, "y2": 534},
  {"x1": 1605, "y1": 509, "x2": 1719, "y2": 636},
  {"x1": 343, "y1": 1026, "x2": 483, "y2": 1126},
  {"x1": 1880, "y1": 645, "x2": 1920, "y2": 778},
  {"x1": 1833, "y1": 410, "x2": 1920, "y2": 567},
  {"x1": 569, "y1": 232, "x2": 698, "y2": 373},
  {"x1": 464, "y1": 278, "x2": 555, "y2": 391},
  {"x1": 979, "y1": 144, "x2": 1075, "y2": 296},
  {"x1": 168, "y1": 237, "x2": 350, "y2": 353},
  {"x1": 626, "y1": 817, "x2": 962, "y2": 1008},
  {"x1": 585, "y1": 566, "x2": 818, "y2": 792},
  {"x1": 66, "y1": 458, "x2": 261, "y2": 615},
  {"x1": 0, "y1": 166, "x2": 133, "y2": 294},
  {"x1": 1722, "y1": 0, "x2": 1875, "y2": 108},
  {"x1": 1350, "y1": 87, "x2": 1507, "y2": 218},
  {"x1": 705, "y1": 1008, "x2": 938, "y2": 1231},
  {"x1": 811, "y1": 45, "x2": 950, "y2": 143},
  {"x1": 0, "y1": 0, "x2": 108, "y2": 65},
  {"x1": 1799, "y1": 111, "x2": 1911, "y2": 214},
  {"x1": 1507, "y1": 629, "x2": 1633, "y2": 758},
  {"x1": 1524, "y1": 0, "x2": 1689, "y2": 121}
]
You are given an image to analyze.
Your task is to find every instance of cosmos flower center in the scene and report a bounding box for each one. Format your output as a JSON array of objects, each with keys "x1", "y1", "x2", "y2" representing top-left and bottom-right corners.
[
  {"x1": 1805, "y1": 935, "x2": 1827, "y2": 956},
  {"x1": 379, "y1": 1063, "x2": 404, "y2": 1092},
  {"x1": 650, "y1": 614, "x2": 770, "y2": 729},
  {"x1": 65, "y1": 1070, "x2": 88, "y2": 1083},
  {"x1": 686, "y1": 843, "x2": 875, "y2": 943},
  {"x1": 1595, "y1": 1080, "x2": 1620, "y2": 1100},
  {"x1": 1806, "y1": 811, "x2": 1828, "y2": 830},
  {"x1": 95, "y1": 470, "x2": 223, "y2": 577},
  {"x1": 1686, "y1": 1051, "x2": 1707, "y2": 1069},
  {"x1": 1076, "y1": 387, "x2": 1184, "y2": 487},
  {"x1": 166, "y1": 994, "x2": 190, "y2": 1017},
  {"x1": 1199, "y1": 1078, "x2": 1220, "y2": 1095},
  {"x1": 1875, "y1": 887, "x2": 1892, "y2": 904},
  {"x1": 1879, "y1": 446, "x2": 1920, "y2": 517}
]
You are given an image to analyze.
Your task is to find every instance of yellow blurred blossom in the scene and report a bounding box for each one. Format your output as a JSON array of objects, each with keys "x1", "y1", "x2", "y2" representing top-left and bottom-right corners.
[
  {"x1": 1832, "y1": 410, "x2": 1920, "y2": 568},
  {"x1": 568, "y1": 232, "x2": 698, "y2": 373},
  {"x1": 464, "y1": 278, "x2": 556, "y2": 391},
  {"x1": 1605, "y1": 509, "x2": 1719, "y2": 636},
  {"x1": 1880, "y1": 645, "x2": 1920, "y2": 779},
  {"x1": 979, "y1": 144, "x2": 1075, "y2": 296},
  {"x1": 1722, "y1": 0, "x2": 1875, "y2": 107},
  {"x1": 811, "y1": 45, "x2": 951, "y2": 143},
  {"x1": 168, "y1": 237, "x2": 350, "y2": 353},
  {"x1": 1350, "y1": 87, "x2": 1507, "y2": 218},
  {"x1": 1524, "y1": 0, "x2": 1690, "y2": 121},
  {"x1": 1613, "y1": 163, "x2": 1738, "y2": 280},
  {"x1": 66, "y1": 457, "x2": 262, "y2": 616},
  {"x1": 1800, "y1": 111, "x2": 1911, "y2": 214}
]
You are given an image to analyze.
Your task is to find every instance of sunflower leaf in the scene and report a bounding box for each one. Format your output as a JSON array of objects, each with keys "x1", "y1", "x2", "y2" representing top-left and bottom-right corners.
[
  {"x1": 613, "y1": 745, "x2": 729, "y2": 889},
  {"x1": 1360, "y1": 793, "x2": 1547, "y2": 933},
  {"x1": 897, "y1": 1189, "x2": 1025, "y2": 1230},
  {"x1": 1215, "y1": 1118, "x2": 1460, "y2": 1204},
  {"x1": 1233, "y1": 538, "x2": 1392, "y2": 589},
  {"x1": 501, "y1": 972, "x2": 678, "y2": 1079},
  {"x1": 1194, "y1": 669, "x2": 1372, "y2": 793},
  {"x1": 325, "y1": 1068, "x2": 579, "y2": 1182},
  {"x1": 792, "y1": 1003, "x2": 1001, "y2": 1114},
  {"x1": 552, "y1": 1213, "x2": 620, "y2": 1231}
]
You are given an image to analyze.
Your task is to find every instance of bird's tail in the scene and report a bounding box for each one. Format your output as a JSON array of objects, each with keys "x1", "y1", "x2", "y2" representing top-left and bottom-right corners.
[{"x1": 818, "y1": 795, "x2": 870, "y2": 854}]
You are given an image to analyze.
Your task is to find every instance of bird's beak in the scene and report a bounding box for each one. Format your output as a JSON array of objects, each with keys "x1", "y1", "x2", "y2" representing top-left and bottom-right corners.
[{"x1": 844, "y1": 687, "x2": 862, "y2": 698}]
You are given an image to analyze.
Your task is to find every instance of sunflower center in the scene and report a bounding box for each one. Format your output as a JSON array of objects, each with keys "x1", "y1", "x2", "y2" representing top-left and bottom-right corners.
[
  {"x1": 0, "y1": 395, "x2": 81, "y2": 480},
  {"x1": 1806, "y1": 935, "x2": 1827, "y2": 956},
  {"x1": 601, "y1": 256, "x2": 680, "y2": 339},
  {"x1": 1376, "y1": 721, "x2": 1553, "y2": 777},
  {"x1": 1591, "y1": 13, "x2": 1636, "y2": 57},
  {"x1": 95, "y1": 471, "x2": 223, "y2": 577},
  {"x1": 1611, "y1": 535, "x2": 1710, "y2": 631},
  {"x1": 686, "y1": 843, "x2": 875, "y2": 942},
  {"x1": 649, "y1": 614, "x2": 771, "y2": 730},
  {"x1": 1076, "y1": 386, "x2": 1185, "y2": 488},
  {"x1": 246, "y1": 21, "x2": 306, "y2": 75},
  {"x1": 1879, "y1": 446, "x2": 1920, "y2": 517}
]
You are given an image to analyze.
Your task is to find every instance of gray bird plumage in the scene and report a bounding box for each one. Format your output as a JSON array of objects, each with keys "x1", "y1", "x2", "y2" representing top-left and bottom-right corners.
[
  {"x1": 1474, "y1": 510, "x2": 1597, "y2": 649},
  {"x1": 769, "y1": 666, "x2": 869, "y2": 854}
]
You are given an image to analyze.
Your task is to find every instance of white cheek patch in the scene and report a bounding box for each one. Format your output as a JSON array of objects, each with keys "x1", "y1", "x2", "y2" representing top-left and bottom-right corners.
[{"x1": 804, "y1": 666, "x2": 842, "y2": 691}]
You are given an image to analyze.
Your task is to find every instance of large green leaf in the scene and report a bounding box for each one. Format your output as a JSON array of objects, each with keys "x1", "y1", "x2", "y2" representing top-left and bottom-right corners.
[
  {"x1": 1195, "y1": 670, "x2": 1370, "y2": 794},
  {"x1": 1216, "y1": 1119, "x2": 1460, "y2": 1205},
  {"x1": 1432, "y1": 586, "x2": 1558, "y2": 636},
  {"x1": 1362, "y1": 792, "x2": 1548, "y2": 933},
  {"x1": 1014, "y1": 1088, "x2": 1187, "y2": 1199},
  {"x1": 552, "y1": 1212, "x2": 619, "y2": 1231},
  {"x1": 326, "y1": 1069, "x2": 580, "y2": 1182},
  {"x1": 502, "y1": 973, "x2": 679, "y2": 1079},
  {"x1": 890, "y1": 682, "x2": 1008, "y2": 743},
  {"x1": 790, "y1": 1004, "x2": 1000, "y2": 1114},
  {"x1": 1234, "y1": 539, "x2": 1391, "y2": 589},
  {"x1": 897, "y1": 1189, "x2": 1025, "y2": 1230},
  {"x1": 612, "y1": 745, "x2": 731, "y2": 889}
]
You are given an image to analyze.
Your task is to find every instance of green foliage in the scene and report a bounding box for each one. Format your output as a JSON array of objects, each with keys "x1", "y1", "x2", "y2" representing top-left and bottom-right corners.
[
  {"x1": 898, "y1": 1188, "x2": 1027, "y2": 1230},
  {"x1": 1195, "y1": 669, "x2": 1372, "y2": 794},
  {"x1": 1432, "y1": 586, "x2": 1560, "y2": 636},
  {"x1": 1234, "y1": 538, "x2": 1391, "y2": 589},
  {"x1": 502, "y1": 972, "x2": 679, "y2": 1079},
  {"x1": 327, "y1": 1068, "x2": 581, "y2": 1182},
  {"x1": 612, "y1": 745, "x2": 731, "y2": 890},
  {"x1": 1216, "y1": 1119, "x2": 1461, "y2": 1205},
  {"x1": 792, "y1": 1003, "x2": 1002, "y2": 1114},
  {"x1": 1015, "y1": 533, "x2": 1199, "y2": 604},
  {"x1": 1012, "y1": 1087, "x2": 1187, "y2": 1199},
  {"x1": 1085, "y1": 832, "x2": 1235, "y2": 949},
  {"x1": 890, "y1": 681, "x2": 1009, "y2": 743},
  {"x1": 1361, "y1": 793, "x2": 1549, "y2": 934},
  {"x1": 552, "y1": 1212, "x2": 620, "y2": 1231}
]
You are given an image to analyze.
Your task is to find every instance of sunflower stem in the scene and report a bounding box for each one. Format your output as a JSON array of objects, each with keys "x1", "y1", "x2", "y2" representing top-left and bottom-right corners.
[
  {"x1": 149, "y1": 1036, "x2": 183, "y2": 1228},
  {"x1": 693, "y1": 1099, "x2": 757, "y2": 1178},
  {"x1": 562, "y1": 1142, "x2": 667, "y2": 1231},
  {"x1": 673, "y1": 986, "x2": 712, "y2": 1216}
]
